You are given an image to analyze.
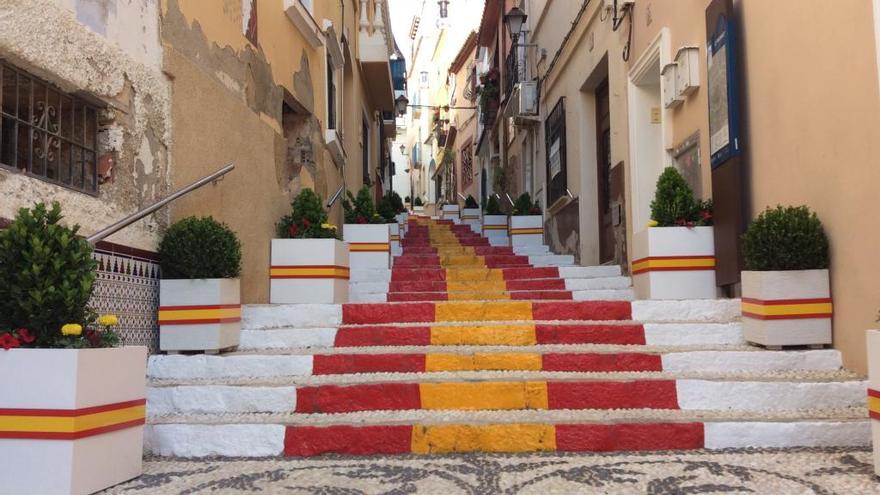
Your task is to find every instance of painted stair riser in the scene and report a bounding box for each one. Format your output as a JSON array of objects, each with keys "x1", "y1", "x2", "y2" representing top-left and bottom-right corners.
[
  {"x1": 390, "y1": 267, "x2": 562, "y2": 282},
  {"x1": 245, "y1": 323, "x2": 741, "y2": 349},
  {"x1": 146, "y1": 350, "x2": 843, "y2": 380},
  {"x1": 142, "y1": 422, "x2": 872, "y2": 457},
  {"x1": 147, "y1": 380, "x2": 867, "y2": 416},
  {"x1": 386, "y1": 291, "x2": 574, "y2": 302},
  {"x1": 341, "y1": 301, "x2": 633, "y2": 325}
]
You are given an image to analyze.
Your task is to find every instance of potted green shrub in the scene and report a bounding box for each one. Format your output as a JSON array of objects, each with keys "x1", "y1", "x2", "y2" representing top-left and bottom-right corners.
[
  {"x1": 389, "y1": 190, "x2": 409, "y2": 236},
  {"x1": 0, "y1": 202, "x2": 146, "y2": 494},
  {"x1": 271, "y1": 188, "x2": 347, "y2": 304},
  {"x1": 483, "y1": 194, "x2": 508, "y2": 246},
  {"x1": 509, "y1": 192, "x2": 543, "y2": 247},
  {"x1": 741, "y1": 205, "x2": 831, "y2": 347},
  {"x1": 343, "y1": 186, "x2": 391, "y2": 269},
  {"x1": 379, "y1": 192, "x2": 403, "y2": 256},
  {"x1": 158, "y1": 216, "x2": 242, "y2": 353},
  {"x1": 461, "y1": 195, "x2": 482, "y2": 234},
  {"x1": 632, "y1": 167, "x2": 716, "y2": 300},
  {"x1": 413, "y1": 196, "x2": 425, "y2": 213}
]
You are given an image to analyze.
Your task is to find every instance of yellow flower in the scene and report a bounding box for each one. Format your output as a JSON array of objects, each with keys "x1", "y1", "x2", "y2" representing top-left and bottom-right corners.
[
  {"x1": 646, "y1": 219, "x2": 659, "y2": 228},
  {"x1": 61, "y1": 323, "x2": 82, "y2": 336},
  {"x1": 321, "y1": 223, "x2": 337, "y2": 230},
  {"x1": 98, "y1": 315, "x2": 119, "y2": 327}
]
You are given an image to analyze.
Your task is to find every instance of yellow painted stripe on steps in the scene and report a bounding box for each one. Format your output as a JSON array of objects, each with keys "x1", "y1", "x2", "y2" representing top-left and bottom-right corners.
[
  {"x1": 411, "y1": 424, "x2": 557, "y2": 454},
  {"x1": 446, "y1": 279, "x2": 507, "y2": 292},
  {"x1": 435, "y1": 301, "x2": 533, "y2": 322},
  {"x1": 429, "y1": 324, "x2": 537, "y2": 345},
  {"x1": 445, "y1": 269, "x2": 505, "y2": 282},
  {"x1": 418, "y1": 382, "x2": 548, "y2": 410},
  {"x1": 425, "y1": 352, "x2": 542, "y2": 371},
  {"x1": 447, "y1": 291, "x2": 510, "y2": 301}
]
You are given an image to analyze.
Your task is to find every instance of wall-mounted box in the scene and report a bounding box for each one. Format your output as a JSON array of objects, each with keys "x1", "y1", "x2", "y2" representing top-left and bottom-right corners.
[
  {"x1": 661, "y1": 63, "x2": 683, "y2": 109},
  {"x1": 675, "y1": 46, "x2": 701, "y2": 98}
]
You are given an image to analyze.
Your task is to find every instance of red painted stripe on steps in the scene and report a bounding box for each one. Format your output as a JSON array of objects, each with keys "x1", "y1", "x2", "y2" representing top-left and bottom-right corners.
[
  {"x1": 510, "y1": 291, "x2": 573, "y2": 300},
  {"x1": 547, "y1": 381, "x2": 679, "y2": 410},
  {"x1": 531, "y1": 301, "x2": 632, "y2": 321},
  {"x1": 555, "y1": 423, "x2": 704, "y2": 452},
  {"x1": 312, "y1": 353, "x2": 426, "y2": 374},
  {"x1": 502, "y1": 267, "x2": 559, "y2": 280},
  {"x1": 343, "y1": 303, "x2": 436, "y2": 324},
  {"x1": 535, "y1": 324, "x2": 647, "y2": 345},
  {"x1": 295, "y1": 383, "x2": 421, "y2": 413},
  {"x1": 389, "y1": 281, "x2": 449, "y2": 292},
  {"x1": 284, "y1": 425, "x2": 413, "y2": 456},
  {"x1": 388, "y1": 293, "x2": 450, "y2": 302},
  {"x1": 542, "y1": 353, "x2": 663, "y2": 372},
  {"x1": 505, "y1": 279, "x2": 567, "y2": 291},
  {"x1": 391, "y1": 269, "x2": 447, "y2": 282},
  {"x1": 334, "y1": 326, "x2": 432, "y2": 346}
]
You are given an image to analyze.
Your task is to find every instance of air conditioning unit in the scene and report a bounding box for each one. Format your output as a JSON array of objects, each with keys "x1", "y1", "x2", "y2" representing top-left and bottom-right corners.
[{"x1": 517, "y1": 81, "x2": 538, "y2": 116}]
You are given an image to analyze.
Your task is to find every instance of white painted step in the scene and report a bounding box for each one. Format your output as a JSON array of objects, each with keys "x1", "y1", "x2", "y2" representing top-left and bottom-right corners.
[
  {"x1": 512, "y1": 245, "x2": 551, "y2": 255},
  {"x1": 529, "y1": 254, "x2": 576, "y2": 266},
  {"x1": 349, "y1": 292, "x2": 387, "y2": 303},
  {"x1": 147, "y1": 349, "x2": 843, "y2": 381},
  {"x1": 558, "y1": 265, "x2": 622, "y2": 278},
  {"x1": 350, "y1": 268, "x2": 391, "y2": 283},
  {"x1": 242, "y1": 304, "x2": 341, "y2": 330},
  {"x1": 564, "y1": 276, "x2": 632, "y2": 291},
  {"x1": 146, "y1": 379, "x2": 866, "y2": 416},
  {"x1": 143, "y1": 418, "x2": 870, "y2": 457}
]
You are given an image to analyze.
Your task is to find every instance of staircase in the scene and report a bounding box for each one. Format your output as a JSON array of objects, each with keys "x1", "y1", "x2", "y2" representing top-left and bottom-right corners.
[{"x1": 145, "y1": 216, "x2": 869, "y2": 457}]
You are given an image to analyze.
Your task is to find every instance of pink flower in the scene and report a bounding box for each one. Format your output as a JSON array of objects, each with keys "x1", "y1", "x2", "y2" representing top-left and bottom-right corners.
[
  {"x1": 0, "y1": 333, "x2": 20, "y2": 351},
  {"x1": 15, "y1": 328, "x2": 35, "y2": 344}
]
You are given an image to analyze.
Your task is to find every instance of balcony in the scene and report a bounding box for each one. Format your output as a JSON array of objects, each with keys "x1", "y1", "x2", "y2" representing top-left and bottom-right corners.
[
  {"x1": 358, "y1": 0, "x2": 395, "y2": 111},
  {"x1": 284, "y1": 0, "x2": 323, "y2": 48},
  {"x1": 504, "y1": 48, "x2": 523, "y2": 102}
]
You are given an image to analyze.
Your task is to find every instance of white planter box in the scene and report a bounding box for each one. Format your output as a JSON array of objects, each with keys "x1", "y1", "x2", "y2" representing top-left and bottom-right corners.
[
  {"x1": 0, "y1": 346, "x2": 147, "y2": 495},
  {"x1": 461, "y1": 208, "x2": 482, "y2": 234},
  {"x1": 483, "y1": 215, "x2": 509, "y2": 246},
  {"x1": 270, "y1": 238, "x2": 349, "y2": 304},
  {"x1": 867, "y1": 330, "x2": 880, "y2": 475},
  {"x1": 159, "y1": 278, "x2": 241, "y2": 352},
  {"x1": 741, "y1": 269, "x2": 832, "y2": 347},
  {"x1": 413, "y1": 206, "x2": 425, "y2": 213},
  {"x1": 509, "y1": 215, "x2": 544, "y2": 247},
  {"x1": 441, "y1": 204, "x2": 461, "y2": 223},
  {"x1": 389, "y1": 223, "x2": 402, "y2": 256},
  {"x1": 343, "y1": 224, "x2": 390, "y2": 269},
  {"x1": 632, "y1": 226, "x2": 718, "y2": 300}
]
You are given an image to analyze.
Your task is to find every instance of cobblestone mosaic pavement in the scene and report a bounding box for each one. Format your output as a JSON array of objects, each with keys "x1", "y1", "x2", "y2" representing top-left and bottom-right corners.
[{"x1": 103, "y1": 447, "x2": 880, "y2": 494}]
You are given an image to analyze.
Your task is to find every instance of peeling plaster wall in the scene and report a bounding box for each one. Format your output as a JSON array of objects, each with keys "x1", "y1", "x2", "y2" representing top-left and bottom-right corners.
[{"x1": 0, "y1": 0, "x2": 172, "y2": 250}]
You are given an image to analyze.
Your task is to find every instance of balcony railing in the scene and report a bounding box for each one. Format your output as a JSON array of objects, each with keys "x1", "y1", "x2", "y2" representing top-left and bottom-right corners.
[{"x1": 504, "y1": 49, "x2": 523, "y2": 101}]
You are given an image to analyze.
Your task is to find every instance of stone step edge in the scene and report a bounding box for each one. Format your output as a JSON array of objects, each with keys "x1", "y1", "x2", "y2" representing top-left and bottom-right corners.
[
  {"x1": 146, "y1": 368, "x2": 861, "y2": 388},
  {"x1": 223, "y1": 343, "x2": 793, "y2": 355},
  {"x1": 145, "y1": 379, "x2": 867, "y2": 416},
  {"x1": 144, "y1": 417, "x2": 870, "y2": 457}
]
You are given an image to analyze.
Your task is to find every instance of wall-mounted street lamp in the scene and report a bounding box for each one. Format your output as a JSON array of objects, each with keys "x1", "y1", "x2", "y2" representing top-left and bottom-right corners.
[
  {"x1": 395, "y1": 94, "x2": 410, "y2": 116},
  {"x1": 437, "y1": 0, "x2": 449, "y2": 19},
  {"x1": 504, "y1": 7, "x2": 527, "y2": 42},
  {"x1": 399, "y1": 144, "x2": 407, "y2": 155}
]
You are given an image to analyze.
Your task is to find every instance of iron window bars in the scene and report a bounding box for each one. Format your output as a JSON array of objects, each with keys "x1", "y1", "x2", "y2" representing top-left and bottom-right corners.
[{"x1": 0, "y1": 61, "x2": 99, "y2": 194}]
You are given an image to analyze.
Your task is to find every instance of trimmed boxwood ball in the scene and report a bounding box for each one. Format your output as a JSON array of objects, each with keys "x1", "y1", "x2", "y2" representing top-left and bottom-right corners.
[
  {"x1": 743, "y1": 205, "x2": 829, "y2": 271},
  {"x1": 484, "y1": 195, "x2": 502, "y2": 215},
  {"x1": 464, "y1": 195, "x2": 479, "y2": 208},
  {"x1": 0, "y1": 202, "x2": 97, "y2": 347},
  {"x1": 512, "y1": 193, "x2": 541, "y2": 216},
  {"x1": 159, "y1": 216, "x2": 242, "y2": 279}
]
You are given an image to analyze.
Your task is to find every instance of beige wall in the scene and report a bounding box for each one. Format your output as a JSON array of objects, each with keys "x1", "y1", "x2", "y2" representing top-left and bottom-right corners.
[
  {"x1": 627, "y1": 0, "x2": 880, "y2": 373},
  {"x1": 161, "y1": 0, "x2": 391, "y2": 303}
]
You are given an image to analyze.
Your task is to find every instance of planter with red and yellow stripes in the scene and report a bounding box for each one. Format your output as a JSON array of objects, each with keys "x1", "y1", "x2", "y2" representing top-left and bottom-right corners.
[
  {"x1": 741, "y1": 269, "x2": 832, "y2": 347},
  {"x1": 344, "y1": 224, "x2": 390, "y2": 269},
  {"x1": 632, "y1": 226, "x2": 718, "y2": 300},
  {"x1": 509, "y1": 215, "x2": 543, "y2": 247},
  {"x1": 389, "y1": 223, "x2": 402, "y2": 256},
  {"x1": 270, "y1": 239, "x2": 349, "y2": 304},
  {"x1": 160, "y1": 278, "x2": 241, "y2": 352},
  {"x1": 461, "y1": 208, "x2": 482, "y2": 234},
  {"x1": 441, "y1": 204, "x2": 461, "y2": 223},
  {"x1": 483, "y1": 214, "x2": 509, "y2": 246},
  {"x1": 0, "y1": 346, "x2": 147, "y2": 494},
  {"x1": 867, "y1": 329, "x2": 880, "y2": 475}
]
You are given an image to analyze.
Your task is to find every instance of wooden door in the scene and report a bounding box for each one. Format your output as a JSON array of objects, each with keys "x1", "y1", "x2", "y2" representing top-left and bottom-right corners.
[{"x1": 595, "y1": 80, "x2": 614, "y2": 263}]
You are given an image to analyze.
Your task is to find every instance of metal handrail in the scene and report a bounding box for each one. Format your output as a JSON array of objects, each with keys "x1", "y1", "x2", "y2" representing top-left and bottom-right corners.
[
  {"x1": 86, "y1": 163, "x2": 235, "y2": 245},
  {"x1": 326, "y1": 184, "x2": 345, "y2": 208}
]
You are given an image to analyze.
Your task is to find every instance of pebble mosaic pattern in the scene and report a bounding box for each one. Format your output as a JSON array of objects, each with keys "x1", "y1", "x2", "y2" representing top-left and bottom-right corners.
[{"x1": 102, "y1": 447, "x2": 879, "y2": 494}]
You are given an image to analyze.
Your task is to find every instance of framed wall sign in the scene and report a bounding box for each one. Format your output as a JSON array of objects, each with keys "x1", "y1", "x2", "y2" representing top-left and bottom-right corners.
[{"x1": 707, "y1": 14, "x2": 741, "y2": 168}]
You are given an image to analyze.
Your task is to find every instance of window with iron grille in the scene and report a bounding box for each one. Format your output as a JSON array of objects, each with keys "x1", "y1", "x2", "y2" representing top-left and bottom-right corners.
[
  {"x1": 327, "y1": 54, "x2": 337, "y2": 130},
  {"x1": 1, "y1": 61, "x2": 99, "y2": 194},
  {"x1": 460, "y1": 142, "x2": 473, "y2": 189},
  {"x1": 544, "y1": 98, "x2": 567, "y2": 205}
]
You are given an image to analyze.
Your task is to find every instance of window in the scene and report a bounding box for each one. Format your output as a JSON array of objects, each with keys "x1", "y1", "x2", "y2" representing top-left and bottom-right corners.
[
  {"x1": 544, "y1": 98, "x2": 567, "y2": 205},
  {"x1": 326, "y1": 55, "x2": 337, "y2": 130},
  {"x1": 1, "y1": 61, "x2": 99, "y2": 194},
  {"x1": 420, "y1": 71, "x2": 429, "y2": 87},
  {"x1": 243, "y1": 0, "x2": 257, "y2": 45},
  {"x1": 460, "y1": 142, "x2": 473, "y2": 189}
]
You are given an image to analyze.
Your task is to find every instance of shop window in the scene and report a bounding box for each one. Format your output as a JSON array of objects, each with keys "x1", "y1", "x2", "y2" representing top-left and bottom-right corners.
[
  {"x1": 0, "y1": 61, "x2": 99, "y2": 194},
  {"x1": 544, "y1": 98, "x2": 567, "y2": 205}
]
